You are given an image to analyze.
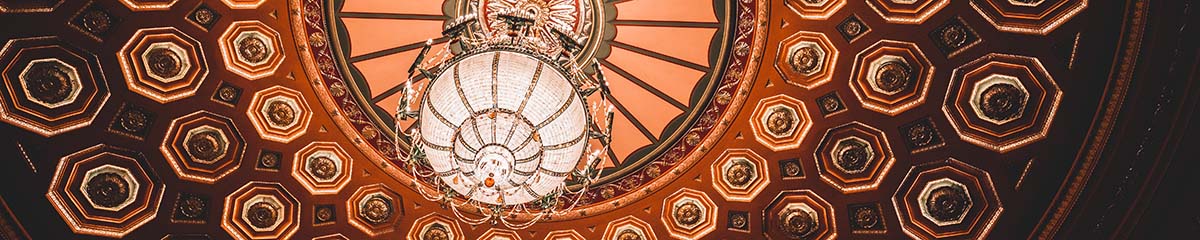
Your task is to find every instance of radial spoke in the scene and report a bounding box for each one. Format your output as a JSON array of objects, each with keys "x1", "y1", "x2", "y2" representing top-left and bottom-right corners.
[
  {"x1": 610, "y1": 41, "x2": 708, "y2": 72},
  {"x1": 370, "y1": 74, "x2": 425, "y2": 103},
  {"x1": 607, "y1": 96, "x2": 658, "y2": 142},
  {"x1": 599, "y1": 60, "x2": 687, "y2": 110},
  {"x1": 611, "y1": 19, "x2": 721, "y2": 28},
  {"x1": 349, "y1": 37, "x2": 449, "y2": 63}
]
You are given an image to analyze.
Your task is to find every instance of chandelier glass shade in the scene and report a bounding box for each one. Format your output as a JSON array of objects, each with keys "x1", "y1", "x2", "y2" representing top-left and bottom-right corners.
[
  {"x1": 393, "y1": 6, "x2": 614, "y2": 228},
  {"x1": 419, "y1": 50, "x2": 589, "y2": 206}
]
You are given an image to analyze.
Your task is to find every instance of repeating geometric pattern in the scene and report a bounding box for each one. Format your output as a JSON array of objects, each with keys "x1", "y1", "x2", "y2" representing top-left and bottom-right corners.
[
  {"x1": 544, "y1": 230, "x2": 586, "y2": 240},
  {"x1": 220, "y1": 0, "x2": 266, "y2": 9},
  {"x1": 290, "y1": 141, "x2": 353, "y2": 195},
  {"x1": 813, "y1": 122, "x2": 897, "y2": 193},
  {"x1": 0, "y1": 0, "x2": 64, "y2": 13},
  {"x1": 480, "y1": 228, "x2": 522, "y2": 240},
  {"x1": 867, "y1": 0, "x2": 950, "y2": 24},
  {"x1": 118, "y1": 0, "x2": 178, "y2": 11},
  {"x1": 848, "y1": 39, "x2": 935, "y2": 116},
  {"x1": 764, "y1": 190, "x2": 837, "y2": 240},
  {"x1": 775, "y1": 31, "x2": 839, "y2": 89},
  {"x1": 970, "y1": 0, "x2": 1088, "y2": 35},
  {"x1": 785, "y1": 0, "x2": 847, "y2": 20},
  {"x1": 345, "y1": 183, "x2": 403, "y2": 237},
  {"x1": 0, "y1": 0, "x2": 1133, "y2": 239},
  {"x1": 602, "y1": 216, "x2": 657, "y2": 240},
  {"x1": 406, "y1": 213, "x2": 464, "y2": 240}
]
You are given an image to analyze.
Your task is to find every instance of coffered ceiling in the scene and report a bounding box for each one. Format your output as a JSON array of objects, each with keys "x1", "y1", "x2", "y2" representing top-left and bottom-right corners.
[{"x1": 0, "y1": 0, "x2": 1198, "y2": 239}]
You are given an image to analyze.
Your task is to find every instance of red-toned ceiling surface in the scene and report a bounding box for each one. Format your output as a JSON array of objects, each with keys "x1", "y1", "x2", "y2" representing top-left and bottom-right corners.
[{"x1": 0, "y1": 0, "x2": 1198, "y2": 239}]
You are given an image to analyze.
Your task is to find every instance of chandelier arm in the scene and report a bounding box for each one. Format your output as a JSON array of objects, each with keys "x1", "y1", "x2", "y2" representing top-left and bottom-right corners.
[
  {"x1": 560, "y1": 186, "x2": 588, "y2": 210},
  {"x1": 407, "y1": 39, "x2": 434, "y2": 78},
  {"x1": 499, "y1": 213, "x2": 542, "y2": 229},
  {"x1": 450, "y1": 204, "x2": 490, "y2": 225},
  {"x1": 411, "y1": 175, "x2": 445, "y2": 202}
]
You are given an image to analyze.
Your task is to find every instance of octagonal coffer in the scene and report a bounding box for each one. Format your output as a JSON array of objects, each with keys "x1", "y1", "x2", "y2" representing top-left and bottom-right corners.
[
  {"x1": 119, "y1": 27, "x2": 209, "y2": 103},
  {"x1": 0, "y1": 0, "x2": 64, "y2": 13},
  {"x1": 407, "y1": 213, "x2": 465, "y2": 240},
  {"x1": 814, "y1": 122, "x2": 897, "y2": 193},
  {"x1": 711, "y1": 149, "x2": 770, "y2": 202},
  {"x1": 785, "y1": 0, "x2": 846, "y2": 20},
  {"x1": 603, "y1": 216, "x2": 658, "y2": 240},
  {"x1": 291, "y1": 142, "x2": 353, "y2": 195},
  {"x1": 118, "y1": 0, "x2": 179, "y2": 11},
  {"x1": 893, "y1": 158, "x2": 1003, "y2": 239},
  {"x1": 161, "y1": 111, "x2": 245, "y2": 183},
  {"x1": 247, "y1": 86, "x2": 312, "y2": 143},
  {"x1": 750, "y1": 95, "x2": 814, "y2": 151},
  {"x1": 943, "y1": 53, "x2": 1062, "y2": 153},
  {"x1": 764, "y1": 190, "x2": 837, "y2": 240},
  {"x1": 661, "y1": 188, "x2": 718, "y2": 239},
  {"x1": 868, "y1": 0, "x2": 950, "y2": 24},
  {"x1": 849, "y1": 40, "x2": 935, "y2": 116},
  {"x1": 776, "y1": 31, "x2": 838, "y2": 89},
  {"x1": 219, "y1": 20, "x2": 284, "y2": 80},
  {"x1": 221, "y1": 181, "x2": 300, "y2": 240},
  {"x1": 47, "y1": 144, "x2": 164, "y2": 238},
  {"x1": 971, "y1": 0, "x2": 1087, "y2": 35},
  {"x1": 346, "y1": 183, "x2": 403, "y2": 237},
  {"x1": 1, "y1": 36, "x2": 110, "y2": 137}
]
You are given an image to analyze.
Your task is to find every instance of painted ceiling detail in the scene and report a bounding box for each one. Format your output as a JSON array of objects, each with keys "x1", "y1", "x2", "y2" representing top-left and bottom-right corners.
[{"x1": 0, "y1": 0, "x2": 1184, "y2": 239}]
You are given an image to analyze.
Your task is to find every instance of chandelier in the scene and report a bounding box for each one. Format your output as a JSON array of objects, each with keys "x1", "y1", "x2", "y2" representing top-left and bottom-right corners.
[{"x1": 393, "y1": 6, "x2": 614, "y2": 229}]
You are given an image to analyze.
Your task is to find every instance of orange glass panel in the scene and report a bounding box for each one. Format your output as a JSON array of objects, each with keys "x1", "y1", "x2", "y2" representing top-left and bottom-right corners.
[
  {"x1": 342, "y1": 18, "x2": 442, "y2": 56},
  {"x1": 355, "y1": 50, "x2": 420, "y2": 97},
  {"x1": 601, "y1": 66, "x2": 682, "y2": 138},
  {"x1": 614, "y1": 25, "x2": 717, "y2": 67},
  {"x1": 605, "y1": 47, "x2": 706, "y2": 105},
  {"x1": 615, "y1": 0, "x2": 718, "y2": 23},
  {"x1": 608, "y1": 112, "x2": 652, "y2": 162},
  {"x1": 353, "y1": 43, "x2": 447, "y2": 97}
]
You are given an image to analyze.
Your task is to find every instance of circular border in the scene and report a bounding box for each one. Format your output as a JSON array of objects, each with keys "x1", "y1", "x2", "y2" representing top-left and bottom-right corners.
[{"x1": 286, "y1": 0, "x2": 766, "y2": 221}]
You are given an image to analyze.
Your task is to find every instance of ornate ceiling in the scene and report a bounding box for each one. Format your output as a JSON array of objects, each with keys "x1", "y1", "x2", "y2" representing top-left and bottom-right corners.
[{"x1": 0, "y1": 0, "x2": 1198, "y2": 239}]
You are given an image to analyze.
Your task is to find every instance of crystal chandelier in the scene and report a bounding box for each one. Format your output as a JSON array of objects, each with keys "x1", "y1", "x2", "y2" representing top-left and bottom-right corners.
[{"x1": 393, "y1": 7, "x2": 614, "y2": 229}]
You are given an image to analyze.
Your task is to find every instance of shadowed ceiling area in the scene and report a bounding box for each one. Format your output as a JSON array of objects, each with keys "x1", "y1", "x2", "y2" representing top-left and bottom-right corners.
[{"x1": 0, "y1": 0, "x2": 1198, "y2": 239}]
